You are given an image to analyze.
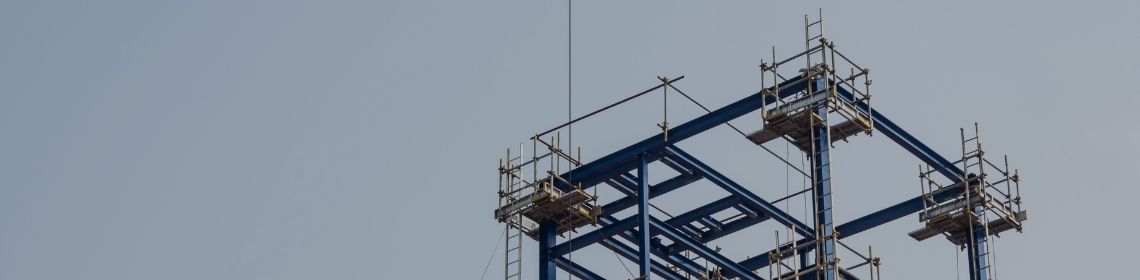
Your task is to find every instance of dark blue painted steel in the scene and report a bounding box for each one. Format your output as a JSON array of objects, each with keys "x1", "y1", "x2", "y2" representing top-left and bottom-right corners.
[
  {"x1": 835, "y1": 182, "x2": 965, "y2": 238},
  {"x1": 811, "y1": 78, "x2": 836, "y2": 280},
  {"x1": 637, "y1": 153, "x2": 652, "y2": 279},
  {"x1": 833, "y1": 86, "x2": 963, "y2": 181},
  {"x1": 601, "y1": 173, "x2": 701, "y2": 216},
  {"x1": 550, "y1": 77, "x2": 811, "y2": 192},
  {"x1": 739, "y1": 182, "x2": 968, "y2": 271},
  {"x1": 550, "y1": 215, "x2": 638, "y2": 256},
  {"x1": 539, "y1": 220, "x2": 557, "y2": 280},
  {"x1": 967, "y1": 206, "x2": 989, "y2": 280},
  {"x1": 553, "y1": 257, "x2": 605, "y2": 280},
  {"x1": 597, "y1": 216, "x2": 701, "y2": 280},
  {"x1": 665, "y1": 196, "x2": 740, "y2": 227},
  {"x1": 695, "y1": 214, "x2": 770, "y2": 246},
  {"x1": 665, "y1": 146, "x2": 815, "y2": 238},
  {"x1": 649, "y1": 217, "x2": 764, "y2": 280},
  {"x1": 597, "y1": 238, "x2": 688, "y2": 280},
  {"x1": 537, "y1": 75, "x2": 976, "y2": 278}
]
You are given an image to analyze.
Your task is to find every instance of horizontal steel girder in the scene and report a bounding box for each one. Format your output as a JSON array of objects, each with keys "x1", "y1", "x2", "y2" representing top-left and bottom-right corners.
[
  {"x1": 553, "y1": 257, "x2": 605, "y2": 280},
  {"x1": 649, "y1": 217, "x2": 765, "y2": 280},
  {"x1": 833, "y1": 85, "x2": 963, "y2": 182},
  {"x1": 597, "y1": 238, "x2": 689, "y2": 280},
  {"x1": 550, "y1": 76, "x2": 812, "y2": 192},
  {"x1": 731, "y1": 82, "x2": 973, "y2": 271},
  {"x1": 739, "y1": 170, "x2": 970, "y2": 271},
  {"x1": 599, "y1": 216, "x2": 704, "y2": 279},
  {"x1": 665, "y1": 146, "x2": 815, "y2": 238},
  {"x1": 601, "y1": 173, "x2": 702, "y2": 216}
]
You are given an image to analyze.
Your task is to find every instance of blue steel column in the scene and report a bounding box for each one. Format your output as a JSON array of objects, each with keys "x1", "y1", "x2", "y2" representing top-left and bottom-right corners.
[
  {"x1": 811, "y1": 77, "x2": 836, "y2": 280},
  {"x1": 966, "y1": 206, "x2": 989, "y2": 280},
  {"x1": 637, "y1": 153, "x2": 652, "y2": 279},
  {"x1": 539, "y1": 220, "x2": 557, "y2": 280}
]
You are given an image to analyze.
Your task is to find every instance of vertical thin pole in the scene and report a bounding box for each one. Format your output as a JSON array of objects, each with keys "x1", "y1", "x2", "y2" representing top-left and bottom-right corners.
[{"x1": 566, "y1": 0, "x2": 572, "y2": 186}]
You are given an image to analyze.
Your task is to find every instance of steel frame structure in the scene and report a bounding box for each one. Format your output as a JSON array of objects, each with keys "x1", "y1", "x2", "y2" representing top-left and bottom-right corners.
[{"x1": 494, "y1": 15, "x2": 1023, "y2": 280}]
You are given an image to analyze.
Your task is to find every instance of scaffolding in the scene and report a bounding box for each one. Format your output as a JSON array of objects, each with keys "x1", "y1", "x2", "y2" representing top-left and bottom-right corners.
[
  {"x1": 490, "y1": 11, "x2": 1027, "y2": 280},
  {"x1": 496, "y1": 134, "x2": 600, "y2": 280},
  {"x1": 909, "y1": 123, "x2": 1026, "y2": 280}
]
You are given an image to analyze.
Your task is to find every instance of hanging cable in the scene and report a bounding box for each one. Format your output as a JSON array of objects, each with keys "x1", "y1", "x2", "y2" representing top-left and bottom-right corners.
[
  {"x1": 660, "y1": 79, "x2": 810, "y2": 178},
  {"x1": 614, "y1": 251, "x2": 636, "y2": 278},
  {"x1": 479, "y1": 228, "x2": 507, "y2": 280},
  {"x1": 955, "y1": 246, "x2": 961, "y2": 280}
]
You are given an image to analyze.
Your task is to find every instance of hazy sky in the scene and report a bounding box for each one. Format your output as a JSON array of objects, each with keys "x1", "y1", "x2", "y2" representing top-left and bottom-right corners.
[{"x1": 2, "y1": 1, "x2": 1138, "y2": 279}]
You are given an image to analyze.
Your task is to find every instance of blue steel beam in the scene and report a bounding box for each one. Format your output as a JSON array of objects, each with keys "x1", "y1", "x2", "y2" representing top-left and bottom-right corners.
[
  {"x1": 662, "y1": 213, "x2": 772, "y2": 254},
  {"x1": 598, "y1": 216, "x2": 703, "y2": 279},
  {"x1": 811, "y1": 78, "x2": 837, "y2": 280},
  {"x1": 649, "y1": 217, "x2": 764, "y2": 280},
  {"x1": 833, "y1": 85, "x2": 963, "y2": 182},
  {"x1": 597, "y1": 238, "x2": 688, "y2": 280},
  {"x1": 666, "y1": 196, "x2": 740, "y2": 228},
  {"x1": 739, "y1": 182, "x2": 968, "y2": 271},
  {"x1": 637, "y1": 154, "x2": 652, "y2": 279},
  {"x1": 967, "y1": 206, "x2": 989, "y2": 280},
  {"x1": 692, "y1": 214, "x2": 769, "y2": 245},
  {"x1": 550, "y1": 76, "x2": 811, "y2": 192},
  {"x1": 665, "y1": 146, "x2": 815, "y2": 238},
  {"x1": 835, "y1": 181, "x2": 966, "y2": 238},
  {"x1": 539, "y1": 220, "x2": 557, "y2": 280},
  {"x1": 551, "y1": 174, "x2": 698, "y2": 258},
  {"x1": 550, "y1": 215, "x2": 638, "y2": 256},
  {"x1": 736, "y1": 82, "x2": 974, "y2": 272},
  {"x1": 550, "y1": 174, "x2": 704, "y2": 258},
  {"x1": 605, "y1": 178, "x2": 637, "y2": 196},
  {"x1": 553, "y1": 257, "x2": 605, "y2": 280},
  {"x1": 602, "y1": 173, "x2": 701, "y2": 216}
]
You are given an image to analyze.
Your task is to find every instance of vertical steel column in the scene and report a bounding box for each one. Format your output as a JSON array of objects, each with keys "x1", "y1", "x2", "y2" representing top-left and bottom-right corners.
[
  {"x1": 810, "y1": 78, "x2": 836, "y2": 280},
  {"x1": 966, "y1": 206, "x2": 989, "y2": 280},
  {"x1": 637, "y1": 153, "x2": 652, "y2": 279},
  {"x1": 539, "y1": 220, "x2": 557, "y2": 280}
]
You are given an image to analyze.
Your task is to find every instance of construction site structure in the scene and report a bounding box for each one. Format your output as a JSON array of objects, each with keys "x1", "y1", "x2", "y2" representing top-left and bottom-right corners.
[{"x1": 492, "y1": 12, "x2": 1026, "y2": 280}]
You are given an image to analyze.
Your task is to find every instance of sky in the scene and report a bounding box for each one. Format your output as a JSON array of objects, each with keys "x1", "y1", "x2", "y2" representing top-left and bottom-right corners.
[{"x1": 1, "y1": 1, "x2": 1138, "y2": 279}]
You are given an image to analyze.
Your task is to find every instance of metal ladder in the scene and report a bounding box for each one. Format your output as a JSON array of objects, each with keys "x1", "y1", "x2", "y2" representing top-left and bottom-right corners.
[
  {"x1": 499, "y1": 148, "x2": 526, "y2": 280},
  {"x1": 504, "y1": 214, "x2": 524, "y2": 280},
  {"x1": 805, "y1": 11, "x2": 842, "y2": 280},
  {"x1": 961, "y1": 124, "x2": 996, "y2": 280}
]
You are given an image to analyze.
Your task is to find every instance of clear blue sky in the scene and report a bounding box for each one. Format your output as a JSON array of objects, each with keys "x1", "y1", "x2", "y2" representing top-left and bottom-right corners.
[{"x1": 1, "y1": 1, "x2": 1137, "y2": 279}]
